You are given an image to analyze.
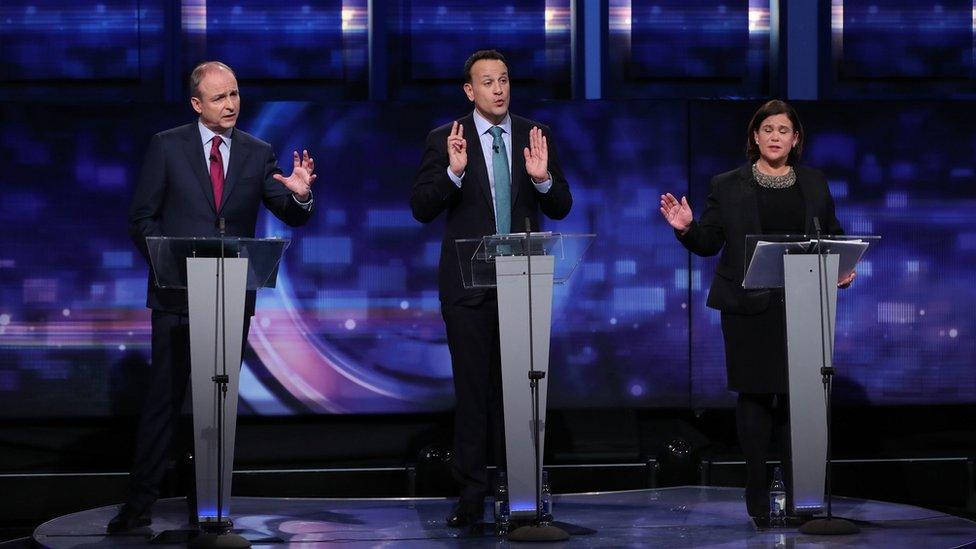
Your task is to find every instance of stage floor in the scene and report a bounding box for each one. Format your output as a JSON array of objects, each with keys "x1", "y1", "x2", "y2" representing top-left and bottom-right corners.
[{"x1": 34, "y1": 486, "x2": 976, "y2": 548}]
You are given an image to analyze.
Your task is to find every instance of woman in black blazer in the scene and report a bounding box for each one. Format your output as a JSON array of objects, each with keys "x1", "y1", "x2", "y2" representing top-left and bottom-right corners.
[{"x1": 660, "y1": 100, "x2": 855, "y2": 522}]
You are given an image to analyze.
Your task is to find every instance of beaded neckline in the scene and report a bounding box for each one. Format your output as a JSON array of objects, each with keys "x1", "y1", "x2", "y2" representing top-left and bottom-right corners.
[{"x1": 752, "y1": 163, "x2": 796, "y2": 189}]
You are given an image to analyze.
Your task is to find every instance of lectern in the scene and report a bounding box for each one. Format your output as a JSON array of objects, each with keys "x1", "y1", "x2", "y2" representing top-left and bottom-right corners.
[
  {"x1": 742, "y1": 234, "x2": 877, "y2": 516},
  {"x1": 146, "y1": 236, "x2": 288, "y2": 529},
  {"x1": 455, "y1": 232, "x2": 593, "y2": 529}
]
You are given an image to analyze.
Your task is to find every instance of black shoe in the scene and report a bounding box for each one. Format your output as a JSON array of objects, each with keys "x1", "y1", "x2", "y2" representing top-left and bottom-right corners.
[
  {"x1": 446, "y1": 501, "x2": 483, "y2": 528},
  {"x1": 107, "y1": 503, "x2": 152, "y2": 534}
]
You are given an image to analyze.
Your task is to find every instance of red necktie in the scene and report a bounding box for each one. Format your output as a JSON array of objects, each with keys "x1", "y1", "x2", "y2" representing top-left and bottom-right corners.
[{"x1": 209, "y1": 135, "x2": 224, "y2": 211}]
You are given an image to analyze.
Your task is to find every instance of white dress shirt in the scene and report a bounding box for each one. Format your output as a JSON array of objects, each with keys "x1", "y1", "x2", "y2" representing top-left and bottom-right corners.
[{"x1": 447, "y1": 110, "x2": 552, "y2": 220}]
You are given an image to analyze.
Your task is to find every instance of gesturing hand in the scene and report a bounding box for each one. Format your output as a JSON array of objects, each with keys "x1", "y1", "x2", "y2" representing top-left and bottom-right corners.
[
  {"x1": 838, "y1": 269, "x2": 856, "y2": 289},
  {"x1": 273, "y1": 149, "x2": 316, "y2": 200},
  {"x1": 659, "y1": 192, "x2": 693, "y2": 233},
  {"x1": 524, "y1": 126, "x2": 549, "y2": 183},
  {"x1": 448, "y1": 121, "x2": 467, "y2": 177}
]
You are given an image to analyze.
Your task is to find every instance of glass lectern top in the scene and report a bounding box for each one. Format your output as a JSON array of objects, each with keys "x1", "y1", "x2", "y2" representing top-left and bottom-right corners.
[
  {"x1": 455, "y1": 232, "x2": 595, "y2": 289},
  {"x1": 743, "y1": 234, "x2": 880, "y2": 289},
  {"x1": 145, "y1": 236, "x2": 290, "y2": 290}
]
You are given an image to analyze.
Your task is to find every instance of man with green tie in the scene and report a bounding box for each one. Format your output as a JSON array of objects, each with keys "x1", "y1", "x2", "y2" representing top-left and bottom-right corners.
[{"x1": 410, "y1": 49, "x2": 573, "y2": 527}]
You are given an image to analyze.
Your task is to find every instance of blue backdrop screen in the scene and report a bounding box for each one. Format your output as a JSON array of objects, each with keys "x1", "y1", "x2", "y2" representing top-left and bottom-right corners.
[
  {"x1": 0, "y1": 1, "x2": 158, "y2": 81},
  {"x1": 407, "y1": 1, "x2": 547, "y2": 80},
  {"x1": 186, "y1": 1, "x2": 349, "y2": 80},
  {"x1": 838, "y1": 0, "x2": 973, "y2": 78},
  {"x1": 0, "y1": 100, "x2": 974, "y2": 417},
  {"x1": 630, "y1": 0, "x2": 748, "y2": 79}
]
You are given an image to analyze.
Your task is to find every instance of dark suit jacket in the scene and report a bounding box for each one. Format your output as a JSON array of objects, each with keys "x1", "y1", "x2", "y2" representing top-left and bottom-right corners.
[
  {"x1": 411, "y1": 112, "x2": 573, "y2": 306},
  {"x1": 677, "y1": 164, "x2": 843, "y2": 315},
  {"x1": 128, "y1": 122, "x2": 313, "y2": 314}
]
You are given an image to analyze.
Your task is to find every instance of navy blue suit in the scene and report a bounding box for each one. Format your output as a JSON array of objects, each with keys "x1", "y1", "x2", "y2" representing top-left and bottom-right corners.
[
  {"x1": 125, "y1": 122, "x2": 313, "y2": 511},
  {"x1": 129, "y1": 122, "x2": 313, "y2": 313},
  {"x1": 411, "y1": 112, "x2": 572, "y2": 509}
]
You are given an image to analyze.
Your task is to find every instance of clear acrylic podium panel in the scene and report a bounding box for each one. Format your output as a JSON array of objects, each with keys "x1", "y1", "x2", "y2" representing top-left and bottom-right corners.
[
  {"x1": 146, "y1": 236, "x2": 290, "y2": 290},
  {"x1": 455, "y1": 232, "x2": 595, "y2": 289},
  {"x1": 743, "y1": 234, "x2": 880, "y2": 289}
]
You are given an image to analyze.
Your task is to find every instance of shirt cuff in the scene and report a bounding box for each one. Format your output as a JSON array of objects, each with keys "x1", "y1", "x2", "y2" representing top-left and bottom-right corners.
[
  {"x1": 532, "y1": 173, "x2": 553, "y2": 194},
  {"x1": 447, "y1": 167, "x2": 464, "y2": 188},
  {"x1": 293, "y1": 188, "x2": 313, "y2": 209}
]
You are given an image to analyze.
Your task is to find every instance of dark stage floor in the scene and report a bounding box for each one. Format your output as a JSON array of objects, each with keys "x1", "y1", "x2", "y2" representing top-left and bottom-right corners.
[{"x1": 33, "y1": 486, "x2": 976, "y2": 547}]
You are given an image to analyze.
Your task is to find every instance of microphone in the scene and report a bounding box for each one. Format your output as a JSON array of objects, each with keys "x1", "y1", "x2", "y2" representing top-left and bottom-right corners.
[
  {"x1": 210, "y1": 154, "x2": 218, "y2": 163},
  {"x1": 524, "y1": 217, "x2": 531, "y2": 234},
  {"x1": 493, "y1": 145, "x2": 499, "y2": 153},
  {"x1": 812, "y1": 216, "x2": 822, "y2": 254},
  {"x1": 217, "y1": 217, "x2": 226, "y2": 236}
]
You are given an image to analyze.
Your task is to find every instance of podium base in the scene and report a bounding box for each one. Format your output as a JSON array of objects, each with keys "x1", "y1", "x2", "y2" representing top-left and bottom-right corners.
[
  {"x1": 799, "y1": 517, "x2": 860, "y2": 535},
  {"x1": 187, "y1": 532, "x2": 252, "y2": 548},
  {"x1": 507, "y1": 523, "x2": 569, "y2": 542}
]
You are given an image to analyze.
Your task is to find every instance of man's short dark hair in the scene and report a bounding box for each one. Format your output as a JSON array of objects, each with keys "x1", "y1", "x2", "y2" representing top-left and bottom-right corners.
[
  {"x1": 189, "y1": 61, "x2": 236, "y2": 98},
  {"x1": 463, "y1": 50, "x2": 507, "y2": 83}
]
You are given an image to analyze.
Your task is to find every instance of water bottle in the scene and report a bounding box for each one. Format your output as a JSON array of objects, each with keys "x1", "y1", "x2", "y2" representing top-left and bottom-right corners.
[
  {"x1": 493, "y1": 470, "x2": 510, "y2": 535},
  {"x1": 540, "y1": 470, "x2": 553, "y2": 524},
  {"x1": 769, "y1": 467, "x2": 786, "y2": 527}
]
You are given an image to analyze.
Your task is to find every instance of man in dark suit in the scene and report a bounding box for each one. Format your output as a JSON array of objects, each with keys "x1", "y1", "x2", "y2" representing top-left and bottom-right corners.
[
  {"x1": 109, "y1": 61, "x2": 315, "y2": 533},
  {"x1": 411, "y1": 50, "x2": 572, "y2": 527}
]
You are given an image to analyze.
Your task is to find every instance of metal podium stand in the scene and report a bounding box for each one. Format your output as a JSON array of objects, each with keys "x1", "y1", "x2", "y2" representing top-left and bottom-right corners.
[
  {"x1": 743, "y1": 234, "x2": 877, "y2": 517},
  {"x1": 455, "y1": 232, "x2": 593, "y2": 536},
  {"x1": 146, "y1": 236, "x2": 289, "y2": 539}
]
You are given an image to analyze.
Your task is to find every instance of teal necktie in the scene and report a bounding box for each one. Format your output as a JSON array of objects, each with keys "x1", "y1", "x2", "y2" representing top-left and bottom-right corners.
[{"x1": 489, "y1": 125, "x2": 511, "y2": 234}]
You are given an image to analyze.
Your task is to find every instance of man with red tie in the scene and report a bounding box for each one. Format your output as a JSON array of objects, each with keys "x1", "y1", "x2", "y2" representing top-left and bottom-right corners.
[{"x1": 112, "y1": 61, "x2": 315, "y2": 533}]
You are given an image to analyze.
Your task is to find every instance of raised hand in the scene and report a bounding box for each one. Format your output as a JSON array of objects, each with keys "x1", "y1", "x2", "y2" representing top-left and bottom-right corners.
[
  {"x1": 273, "y1": 149, "x2": 316, "y2": 200},
  {"x1": 523, "y1": 126, "x2": 549, "y2": 183},
  {"x1": 838, "y1": 269, "x2": 856, "y2": 289},
  {"x1": 447, "y1": 121, "x2": 467, "y2": 177},
  {"x1": 659, "y1": 192, "x2": 693, "y2": 232}
]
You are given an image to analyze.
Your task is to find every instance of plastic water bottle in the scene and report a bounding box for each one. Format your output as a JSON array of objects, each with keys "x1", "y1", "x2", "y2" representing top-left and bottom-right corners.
[
  {"x1": 493, "y1": 470, "x2": 510, "y2": 535},
  {"x1": 540, "y1": 470, "x2": 553, "y2": 524},
  {"x1": 769, "y1": 467, "x2": 786, "y2": 527}
]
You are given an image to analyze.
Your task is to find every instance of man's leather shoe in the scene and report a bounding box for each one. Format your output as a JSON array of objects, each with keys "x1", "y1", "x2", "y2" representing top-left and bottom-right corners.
[
  {"x1": 106, "y1": 503, "x2": 152, "y2": 534},
  {"x1": 446, "y1": 501, "x2": 483, "y2": 528}
]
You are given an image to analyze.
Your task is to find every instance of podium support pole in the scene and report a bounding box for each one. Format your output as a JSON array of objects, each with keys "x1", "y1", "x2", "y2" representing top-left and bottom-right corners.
[
  {"x1": 186, "y1": 257, "x2": 250, "y2": 548},
  {"x1": 495, "y1": 256, "x2": 555, "y2": 518},
  {"x1": 783, "y1": 254, "x2": 837, "y2": 516}
]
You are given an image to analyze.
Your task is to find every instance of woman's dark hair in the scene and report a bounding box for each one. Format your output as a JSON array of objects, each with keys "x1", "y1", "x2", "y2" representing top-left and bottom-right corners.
[
  {"x1": 463, "y1": 50, "x2": 508, "y2": 83},
  {"x1": 745, "y1": 99, "x2": 803, "y2": 165}
]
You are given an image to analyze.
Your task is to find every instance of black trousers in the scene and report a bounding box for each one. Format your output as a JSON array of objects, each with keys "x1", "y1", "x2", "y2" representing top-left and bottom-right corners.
[
  {"x1": 737, "y1": 392, "x2": 791, "y2": 517},
  {"x1": 127, "y1": 309, "x2": 249, "y2": 511},
  {"x1": 441, "y1": 296, "x2": 506, "y2": 508}
]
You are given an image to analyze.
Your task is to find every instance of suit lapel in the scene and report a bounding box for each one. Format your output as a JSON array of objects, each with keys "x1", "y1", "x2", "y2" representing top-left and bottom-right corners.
[
  {"x1": 510, "y1": 116, "x2": 526, "y2": 209},
  {"x1": 738, "y1": 164, "x2": 762, "y2": 236},
  {"x1": 797, "y1": 170, "x2": 819, "y2": 234},
  {"x1": 462, "y1": 115, "x2": 494, "y2": 221},
  {"x1": 220, "y1": 128, "x2": 250, "y2": 214},
  {"x1": 183, "y1": 126, "x2": 217, "y2": 214}
]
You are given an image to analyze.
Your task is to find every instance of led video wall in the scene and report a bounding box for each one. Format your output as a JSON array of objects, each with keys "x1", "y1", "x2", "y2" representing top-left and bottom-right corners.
[
  {"x1": 1, "y1": 99, "x2": 974, "y2": 417},
  {"x1": 2, "y1": 0, "x2": 975, "y2": 417}
]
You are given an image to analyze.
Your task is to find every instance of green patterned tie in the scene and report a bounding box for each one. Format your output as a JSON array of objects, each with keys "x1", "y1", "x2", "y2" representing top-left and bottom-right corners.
[{"x1": 489, "y1": 125, "x2": 511, "y2": 234}]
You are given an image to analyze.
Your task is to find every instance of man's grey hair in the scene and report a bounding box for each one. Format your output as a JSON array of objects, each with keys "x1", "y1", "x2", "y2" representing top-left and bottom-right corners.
[{"x1": 189, "y1": 61, "x2": 236, "y2": 98}]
